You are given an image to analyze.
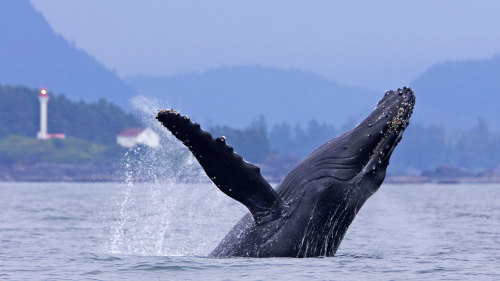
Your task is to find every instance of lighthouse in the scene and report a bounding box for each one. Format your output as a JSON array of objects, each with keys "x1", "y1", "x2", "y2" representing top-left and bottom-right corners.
[
  {"x1": 37, "y1": 89, "x2": 49, "y2": 140},
  {"x1": 36, "y1": 89, "x2": 66, "y2": 140}
]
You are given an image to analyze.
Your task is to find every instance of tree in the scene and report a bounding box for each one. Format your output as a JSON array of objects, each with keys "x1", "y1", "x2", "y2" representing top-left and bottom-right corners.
[{"x1": 209, "y1": 115, "x2": 271, "y2": 163}]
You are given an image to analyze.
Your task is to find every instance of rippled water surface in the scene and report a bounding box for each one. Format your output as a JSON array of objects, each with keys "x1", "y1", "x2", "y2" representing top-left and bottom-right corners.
[{"x1": 0, "y1": 182, "x2": 499, "y2": 280}]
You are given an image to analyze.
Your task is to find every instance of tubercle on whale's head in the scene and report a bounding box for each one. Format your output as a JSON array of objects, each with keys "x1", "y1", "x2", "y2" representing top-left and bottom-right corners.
[
  {"x1": 368, "y1": 87, "x2": 414, "y2": 160},
  {"x1": 350, "y1": 87, "x2": 415, "y2": 195}
]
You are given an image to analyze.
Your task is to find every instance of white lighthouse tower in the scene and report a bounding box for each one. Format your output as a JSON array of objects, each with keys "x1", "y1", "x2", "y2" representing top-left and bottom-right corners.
[{"x1": 37, "y1": 89, "x2": 50, "y2": 140}]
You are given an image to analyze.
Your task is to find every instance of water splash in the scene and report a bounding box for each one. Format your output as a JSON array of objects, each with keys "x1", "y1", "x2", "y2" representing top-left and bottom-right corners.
[{"x1": 104, "y1": 96, "x2": 242, "y2": 256}]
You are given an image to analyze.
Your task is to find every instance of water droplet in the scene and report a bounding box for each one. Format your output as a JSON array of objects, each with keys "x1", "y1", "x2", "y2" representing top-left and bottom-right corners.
[{"x1": 368, "y1": 124, "x2": 372, "y2": 127}]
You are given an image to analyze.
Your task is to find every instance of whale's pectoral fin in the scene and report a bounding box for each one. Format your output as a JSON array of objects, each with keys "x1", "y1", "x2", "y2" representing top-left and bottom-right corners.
[{"x1": 156, "y1": 109, "x2": 285, "y2": 225}]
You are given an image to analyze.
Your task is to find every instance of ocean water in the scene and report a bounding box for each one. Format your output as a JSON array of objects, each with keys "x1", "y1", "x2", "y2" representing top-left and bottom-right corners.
[{"x1": 0, "y1": 182, "x2": 499, "y2": 280}]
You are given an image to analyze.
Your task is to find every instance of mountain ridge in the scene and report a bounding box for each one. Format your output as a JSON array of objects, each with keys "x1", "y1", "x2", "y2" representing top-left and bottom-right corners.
[
  {"x1": 126, "y1": 65, "x2": 379, "y2": 128},
  {"x1": 410, "y1": 55, "x2": 500, "y2": 129},
  {"x1": 0, "y1": 0, "x2": 135, "y2": 109}
]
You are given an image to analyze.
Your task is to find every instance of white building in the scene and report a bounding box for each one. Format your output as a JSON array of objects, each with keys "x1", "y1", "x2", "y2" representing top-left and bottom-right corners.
[{"x1": 117, "y1": 128, "x2": 160, "y2": 148}]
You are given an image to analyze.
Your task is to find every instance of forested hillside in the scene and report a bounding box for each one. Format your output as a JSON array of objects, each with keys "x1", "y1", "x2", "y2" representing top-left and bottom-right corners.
[
  {"x1": 206, "y1": 117, "x2": 500, "y2": 174},
  {"x1": 0, "y1": 85, "x2": 139, "y2": 144}
]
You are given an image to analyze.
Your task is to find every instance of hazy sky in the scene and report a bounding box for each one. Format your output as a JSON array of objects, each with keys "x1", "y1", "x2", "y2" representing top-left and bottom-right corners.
[{"x1": 31, "y1": 0, "x2": 500, "y2": 90}]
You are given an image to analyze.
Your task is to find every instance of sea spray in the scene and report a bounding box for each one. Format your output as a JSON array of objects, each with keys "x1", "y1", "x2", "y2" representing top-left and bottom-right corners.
[{"x1": 104, "y1": 96, "x2": 245, "y2": 256}]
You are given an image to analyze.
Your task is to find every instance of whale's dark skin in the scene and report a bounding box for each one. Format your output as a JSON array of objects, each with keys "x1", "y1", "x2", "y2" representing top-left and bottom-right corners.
[{"x1": 156, "y1": 87, "x2": 415, "y2": 258}]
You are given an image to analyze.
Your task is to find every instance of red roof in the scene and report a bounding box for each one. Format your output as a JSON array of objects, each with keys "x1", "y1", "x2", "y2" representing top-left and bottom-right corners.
[{"x1": 118, "y1": 128, "x2": 145, "y2": 137}]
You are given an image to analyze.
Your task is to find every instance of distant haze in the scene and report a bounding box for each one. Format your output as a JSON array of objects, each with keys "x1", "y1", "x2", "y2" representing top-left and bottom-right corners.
[
  {"x1": 125, "y1": 66, "x2": 378, "y2": 128},
  {"x1": 1, "y1": 0, "x2": 499, "y2": 130},
  {"x1": 0, "y1": 0, "x2": 135, "y2": 109},
  {"x1": 31, "y1": 0, "x2": 500, "y2": 90}
]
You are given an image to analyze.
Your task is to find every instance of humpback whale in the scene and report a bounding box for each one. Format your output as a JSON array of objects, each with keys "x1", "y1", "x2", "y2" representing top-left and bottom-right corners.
[{"x1": 156, "y1": 87, "x2": 415, "y2": 257}]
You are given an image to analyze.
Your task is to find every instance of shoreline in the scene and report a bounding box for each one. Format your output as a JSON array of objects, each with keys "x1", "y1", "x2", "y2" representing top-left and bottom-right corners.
[
  {"x1": 1, "y1": 163, "x2": 499, "y2": 184},
  {"x1": 384, "y1": 174, "x2": 500, "y2": 184}
]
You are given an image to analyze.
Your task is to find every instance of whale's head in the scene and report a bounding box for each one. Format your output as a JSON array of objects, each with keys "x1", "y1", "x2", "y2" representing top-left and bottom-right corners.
[
  {"x1": 337, "y1": 86, "x2": 415, "y2": 193},
  {"x1": 278, "y1": 87, "x2": 415, "y2": 204}
]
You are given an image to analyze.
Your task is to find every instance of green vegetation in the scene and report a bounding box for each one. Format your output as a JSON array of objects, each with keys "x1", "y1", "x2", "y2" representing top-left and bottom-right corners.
[
  {"x1": 1, "y1": 85, "x2": 499, "y2": 176},
  {"x1": 390, "y1": 119, "x2": 500, "y2": 173},
  {"x1": 269, "y1": 120, "x2": 337, "y2": 158},
  {"x1": 208, "y1": 117, "x2": 337, "y2": 163},
  {"x1": 0, "y1": 84, "x2": 139, "y2": 167},
  {"x1": 207, "y1": 117, "x2": 500, "y2": 174},
  {"x1": 209, "y1": 116, "x2": 270, "y2": 163},
  {"x1": 0, "y1": 135, "x2": 124, "y2": 165},
  {"x1": 0, "y1": 85, "x2": 139, "y2": 144}
]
